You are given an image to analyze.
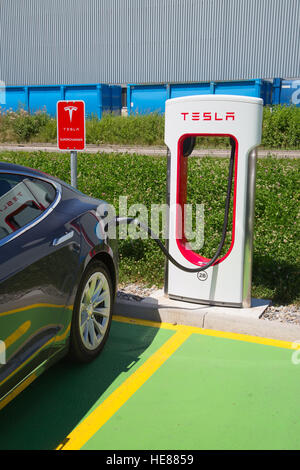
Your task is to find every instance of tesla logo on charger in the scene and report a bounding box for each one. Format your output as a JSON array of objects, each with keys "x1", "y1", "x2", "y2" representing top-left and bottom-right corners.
[
  {"x1": 180, "y1": 112, "x2": 235, "y2": 121},
  {"x1": 64, "y1": 106, "x2": 78, "y2": 122}
]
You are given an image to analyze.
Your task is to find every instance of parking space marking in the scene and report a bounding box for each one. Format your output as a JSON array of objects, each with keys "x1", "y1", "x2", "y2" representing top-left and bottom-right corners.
[
  {"x1": 113, "y1": 315, "x2": 296, "y2": 350},
  {"x1": 82, "y1": 328, "x2": 300, "y2": 450},
  {"x1": 57, "y1": 318, "x2": 295, "y2": 449},
  {"x1": 112, "y1": 315, "x2": 179, "y2": 331},
  {"x1": 1, "y1": 314, "x2": 297, "y2": 449},
  {"x1": 57, "y1": 328, "x2": 191, "y2": 450}
]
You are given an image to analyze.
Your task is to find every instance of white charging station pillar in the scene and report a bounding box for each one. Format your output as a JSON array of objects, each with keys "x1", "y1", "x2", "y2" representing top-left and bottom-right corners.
[{"x1": 164, "y1": 95, "x2": 263, "y2": 308}]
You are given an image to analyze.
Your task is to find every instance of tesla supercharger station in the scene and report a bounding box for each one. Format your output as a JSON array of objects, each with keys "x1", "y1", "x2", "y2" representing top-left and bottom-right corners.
[{"x1": 164, "y1": 95, "x2": 263, "y2": 308}]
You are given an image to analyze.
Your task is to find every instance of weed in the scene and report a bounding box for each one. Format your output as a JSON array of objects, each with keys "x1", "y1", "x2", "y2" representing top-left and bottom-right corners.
[{"x1": 0, "y1": 105, "x2": 299, "y2": 148}]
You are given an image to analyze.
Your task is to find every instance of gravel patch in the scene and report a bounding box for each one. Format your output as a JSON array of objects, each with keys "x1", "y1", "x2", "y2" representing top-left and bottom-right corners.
[
  {"x1": 117, "y1": 283, "x2": 158, "y2": 302},
  {"x1": 261, "y1": 305, "x2": 300, "y2": 325},
  {"x1": 117, "y1": 283, "x2": 300, "y2": 324}
]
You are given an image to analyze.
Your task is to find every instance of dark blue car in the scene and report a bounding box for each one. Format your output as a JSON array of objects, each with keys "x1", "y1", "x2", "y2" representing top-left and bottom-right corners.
[{"x1": 0, "y1": 162, "x2": 118, "y2": 407}]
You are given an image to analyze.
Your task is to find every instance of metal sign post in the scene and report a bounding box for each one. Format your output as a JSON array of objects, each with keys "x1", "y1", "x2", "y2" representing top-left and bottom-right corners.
[
  {"x1": 70, "y1": 150, "x2": 78, "y2": 188},
  {"x1": 57, "y1": 100, "x2": 86, "y2": 188}
]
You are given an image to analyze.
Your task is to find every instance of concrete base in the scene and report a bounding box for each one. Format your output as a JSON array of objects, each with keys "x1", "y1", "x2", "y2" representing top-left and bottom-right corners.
[{"x1": 114, "y1": 289, "x2": 300, "y2": 342}]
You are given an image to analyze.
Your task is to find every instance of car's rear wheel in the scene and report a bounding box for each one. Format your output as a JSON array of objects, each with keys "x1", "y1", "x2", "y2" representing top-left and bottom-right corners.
[{"x1": 69, "y1": 260, "x2": 113, "y2": 363}]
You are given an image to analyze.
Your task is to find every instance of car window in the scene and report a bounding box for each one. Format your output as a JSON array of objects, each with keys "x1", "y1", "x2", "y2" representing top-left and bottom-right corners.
[{"x1": 0, "y1": 174, "x2": 56, "y2": 241}]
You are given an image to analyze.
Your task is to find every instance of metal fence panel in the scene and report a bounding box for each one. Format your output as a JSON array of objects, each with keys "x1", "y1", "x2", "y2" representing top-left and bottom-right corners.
[{"x1": 0, "y1": 0, "x2": 299, "y2": 86}]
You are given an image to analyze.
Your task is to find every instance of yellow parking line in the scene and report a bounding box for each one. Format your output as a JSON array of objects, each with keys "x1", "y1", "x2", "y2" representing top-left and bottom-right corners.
[
  {"x1": 113, "y1": 314, "x2": 179, "y2": 331},
  {"x1": 1, "y1": 313, "x2": 296, "y2": 448},
  {"x1": 113, "y1": 315, "x2": 297, "y2": 350},
  {"x1": 56, "y1": 328, "x2": 191, "y2": 450}
]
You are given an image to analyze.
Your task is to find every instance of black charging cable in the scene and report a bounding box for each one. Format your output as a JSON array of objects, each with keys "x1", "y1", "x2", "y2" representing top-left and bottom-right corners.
[{"x1": 105, "y1": 138, "x2": 235, "y2": 273}]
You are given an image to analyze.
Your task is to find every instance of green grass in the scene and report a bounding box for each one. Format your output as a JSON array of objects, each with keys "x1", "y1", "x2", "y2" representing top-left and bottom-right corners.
[
  {"x1": 0, "y1": 150, "x2": 299, "y2": 305},
  {"x1": 86, "y1": 113, "x2": 165, "y2": 146}
]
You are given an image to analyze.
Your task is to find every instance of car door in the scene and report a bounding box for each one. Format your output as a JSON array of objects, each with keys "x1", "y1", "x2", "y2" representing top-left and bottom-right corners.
[{"x1": 0, "y1": 171, "x2": 81, "y2": 399}]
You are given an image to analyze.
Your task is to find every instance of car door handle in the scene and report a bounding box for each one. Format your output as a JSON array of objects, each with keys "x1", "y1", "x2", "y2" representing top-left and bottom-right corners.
[{"x1": 52, "y1": 230, "x2": 74, "y2": 247}]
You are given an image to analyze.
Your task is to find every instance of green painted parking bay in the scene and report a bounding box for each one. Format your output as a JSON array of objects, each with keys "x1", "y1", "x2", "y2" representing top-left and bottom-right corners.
[
  {"x1": 0, "y1": 319, "x2": 174, "y2": 450},
  {"x1": 81, "y1": 328, "x2": 300, "y2": 450},
  {"x1": 0, "y1": 317, "x2": 300, "y2": 450}
]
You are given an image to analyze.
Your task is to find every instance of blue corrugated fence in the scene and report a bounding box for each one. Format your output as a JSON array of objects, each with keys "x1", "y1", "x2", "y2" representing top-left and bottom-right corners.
[
  {"x1": 1, "y1": 79, "x2": 298, "y2": 119},
  {"x1": 127, "y1": 79, "x2": 274, "y2": 115}
]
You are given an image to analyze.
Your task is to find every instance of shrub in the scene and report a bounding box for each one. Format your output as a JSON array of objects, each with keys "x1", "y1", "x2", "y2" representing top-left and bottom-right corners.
[
  {"x1": 262, "y1": 105, "x2": 300, "y2": 149},
  {"x1": 0, "y1": 105, "x2": 299, "y2": 149},
  {"x1": 0, "y1": 108, "x2": 53, "y2": 143}
]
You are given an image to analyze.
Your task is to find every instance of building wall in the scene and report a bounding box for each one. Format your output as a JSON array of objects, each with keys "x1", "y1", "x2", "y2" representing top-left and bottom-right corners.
[{"x1": 0, "y1": 0, "x2": 299, "y2": 86}]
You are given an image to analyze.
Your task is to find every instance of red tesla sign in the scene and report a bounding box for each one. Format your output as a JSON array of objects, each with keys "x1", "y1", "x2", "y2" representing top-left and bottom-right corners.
[{"x1": 57, "y1": 100, "x2": 85, "y2": 150}]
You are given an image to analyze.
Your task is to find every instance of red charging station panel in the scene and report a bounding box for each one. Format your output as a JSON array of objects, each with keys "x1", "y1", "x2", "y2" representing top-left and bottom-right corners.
[{"x1": 57, "y1": 100, "x2": 85, "y2": 150}]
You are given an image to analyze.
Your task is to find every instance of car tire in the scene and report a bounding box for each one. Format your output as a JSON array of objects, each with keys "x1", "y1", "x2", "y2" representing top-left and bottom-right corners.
[{"x1": 69, "y1": 260, "x2": 113, "y2": 363}]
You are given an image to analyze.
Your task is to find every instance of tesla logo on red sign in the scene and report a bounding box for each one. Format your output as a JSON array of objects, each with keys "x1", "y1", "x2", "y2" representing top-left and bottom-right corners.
[
  {"x1": 57, "y1": 100, "x2": 85, "y2": 150},
  {"x1": 180, "y1": 112, "x2": 235, "y2": 121},
  {"x1": 64, "y1": 105, "x2": 78, "y2": 122}
]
